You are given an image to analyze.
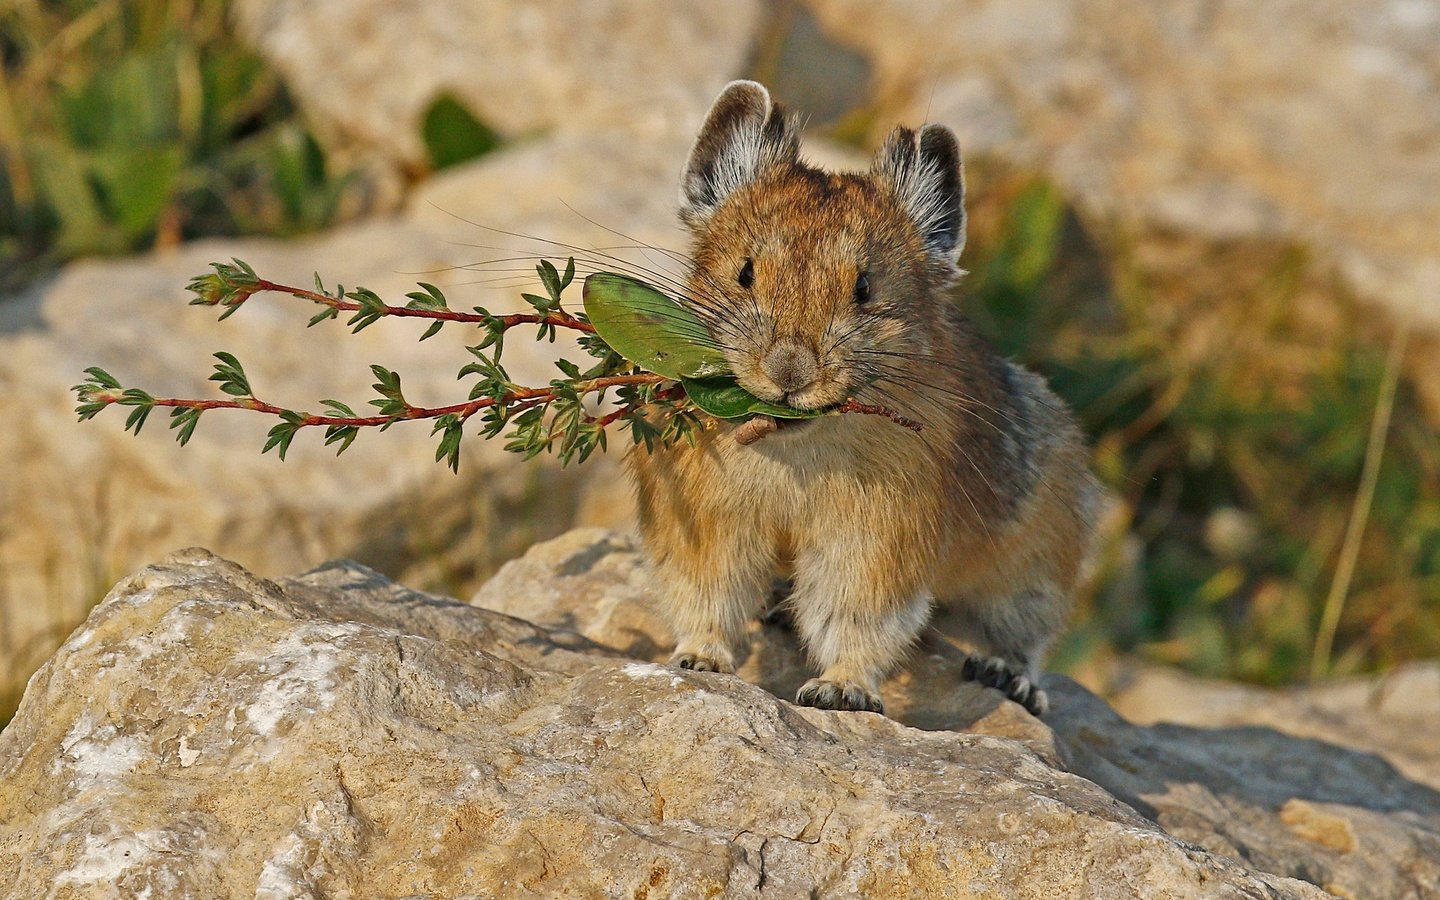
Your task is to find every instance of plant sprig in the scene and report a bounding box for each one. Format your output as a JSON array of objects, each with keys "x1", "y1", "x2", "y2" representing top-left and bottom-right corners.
[{"x1": 76, "y1": 258, "x2": 916, "y2": 471}]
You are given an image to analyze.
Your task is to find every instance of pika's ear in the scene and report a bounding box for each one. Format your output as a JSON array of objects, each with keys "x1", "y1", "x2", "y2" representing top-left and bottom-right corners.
[
  {"x1": 679, "y1": 81, "x2": 799, "y2": 226},
  {"x1": 872, "y1": 123, "x2": 967, "y2": 261}
]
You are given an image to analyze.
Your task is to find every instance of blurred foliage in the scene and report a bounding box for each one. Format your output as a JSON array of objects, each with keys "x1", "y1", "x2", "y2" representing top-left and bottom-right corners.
[
  {"x1": 960, "y1": 176, "x2": 1440, "y2": 685},
  {"x1": 422, "y1": 93, "x2": 500, "y2": 172},
  {"x1": 0, "y1": 0, "x2": 351, "y2": 291}
]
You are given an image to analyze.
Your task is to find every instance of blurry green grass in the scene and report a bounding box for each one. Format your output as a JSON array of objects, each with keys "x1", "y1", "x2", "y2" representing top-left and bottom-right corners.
[
  {"x1": 0, "y1": 0, "x2": 353, "y2": 291},
  {"x1": 960, "y1": 175, "x2": 1440, "y2": 685}
]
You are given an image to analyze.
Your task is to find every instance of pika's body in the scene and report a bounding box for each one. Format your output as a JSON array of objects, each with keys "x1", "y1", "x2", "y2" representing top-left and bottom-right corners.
[{"x1": 631, "y1": 82, "x2": 1099, "y2": 715}]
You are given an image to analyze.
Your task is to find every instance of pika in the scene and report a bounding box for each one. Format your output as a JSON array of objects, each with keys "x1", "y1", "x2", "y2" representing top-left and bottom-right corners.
[{"x1": 630, "y1": 82, "x2": 1100, "y2": 716}]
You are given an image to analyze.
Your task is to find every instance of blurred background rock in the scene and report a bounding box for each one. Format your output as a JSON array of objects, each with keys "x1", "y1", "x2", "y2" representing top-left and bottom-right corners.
[{"x1": 2, "y1": 0, "x2": 1437, "y2": 728}]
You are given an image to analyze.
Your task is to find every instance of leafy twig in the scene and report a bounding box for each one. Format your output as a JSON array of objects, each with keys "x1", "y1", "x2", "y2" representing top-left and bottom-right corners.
[{"x1": 77, "y1": 257, "x2": 920, "y2": 472}]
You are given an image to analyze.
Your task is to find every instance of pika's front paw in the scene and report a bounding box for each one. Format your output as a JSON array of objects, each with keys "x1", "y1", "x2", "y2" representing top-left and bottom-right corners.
[
  {"x1": 960, "y1": 655, "x2": 1049, "y2": 716},
  {"x1": 669, "y1": 652, "x2": 734, "y2": 674},
  {"x1": 795, "y1": 678, "x2": 885, "y2": 714}
]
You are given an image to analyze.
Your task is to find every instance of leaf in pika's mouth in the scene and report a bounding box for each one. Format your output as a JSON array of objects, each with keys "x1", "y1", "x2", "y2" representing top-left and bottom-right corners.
[
  {"x1": 679, "y1": 376, "x2": 829, "y2": 420},
  {"x1": 582, "y1": 272, "x2": 831, "y2": 421},
  {"x1": 581, "y1": 273, "x2": 730, "y2": 380}
]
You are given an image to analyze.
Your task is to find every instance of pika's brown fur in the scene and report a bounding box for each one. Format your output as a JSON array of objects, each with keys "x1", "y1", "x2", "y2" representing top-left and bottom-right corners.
[{"x1": 630, "y1": 82, "x2": 1100, "y2": 715}]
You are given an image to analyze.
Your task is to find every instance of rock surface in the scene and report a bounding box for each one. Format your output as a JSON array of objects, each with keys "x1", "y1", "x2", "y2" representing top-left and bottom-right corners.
[
  {"x1": 475, "y1": 528, "x2": 1440, "y2": 899},
  {"x1": 233, "y1": 0, "x2": 764, "y2": 173},
  {"x1": 3, "y1": 532, "x2": 1435, "y2": 897},
  {"x1": 1109, "y1": 662, "x2": 1440, "y2": 793}
]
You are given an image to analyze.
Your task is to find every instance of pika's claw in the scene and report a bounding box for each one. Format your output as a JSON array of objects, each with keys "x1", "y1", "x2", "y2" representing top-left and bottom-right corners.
[
  {"x1": 670, "y1": 652, "x2": 733, "y2": 674},
  {"x1": 795, "y1": 678, "x2": 885, "y2": 714},
  {"x1": 960, "y1": 655, "x2": 1049, "y2": 716}
]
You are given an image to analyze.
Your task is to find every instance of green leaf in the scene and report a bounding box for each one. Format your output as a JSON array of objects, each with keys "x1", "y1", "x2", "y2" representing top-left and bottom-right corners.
[
  {"x1": 537, "y1": 260, "x2": 562, "y2": 303},
  {"x1": 431, "y1": 414, "x2": 464, "y2": 473},
  {"x1": 263, "y1": 421, "x2": 300, "y2": 460},
  {"x1": 345, "y1": 287, "x2": 386, "y2": 332},
  {"x1": 123, "y1": 404, "x2": 153, "y2": 435},
  {"x1": 554, "y1": 358, "x2": 583, "y2": 380},
  {"x1": 324, "y1": 425, "x2": 359, "y2": 456},
  {"x1": 404, "y1": 282, "x2": 449, "y2": 311},
  {"x1": 419, "y1": 321, "x2": 444, "y2": 341},
  {"x1": 81, "y1": 367, "x2": 121, "y2": 390},
  {"x1": 308, "y1": 307, "x2": 340, "y2": 327},
  {"x1": 680, "y1": 376, "x2": 829, "y2": 420},
  {"x1": 421, "y1": 94, "x2": 501, "y2": 171},
  {"x1": 209, "y1": 352, "x2": 253, "y2": 397},
  {"x1": 168, "y1": 407, "x2": 203, "y2": 446},
  {"x1": 581, "y1": 273, "x2": 728, "y2": 380},
  {"x1": 368, "y1": 365, "x2": 407, "y2": 416}
]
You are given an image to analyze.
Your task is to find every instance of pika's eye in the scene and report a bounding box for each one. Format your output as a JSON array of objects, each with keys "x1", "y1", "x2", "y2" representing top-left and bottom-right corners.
[
  {"x1": 854, "y1": 271, "x2": 871, "y2": 304},
  {"x1": 738, "y1": 258, "x2": 755, "y2": 288}
]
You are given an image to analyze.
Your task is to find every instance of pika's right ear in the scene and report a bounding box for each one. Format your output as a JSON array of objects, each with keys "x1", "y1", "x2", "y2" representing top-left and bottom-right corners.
[
  {"x1": 873, "y1": 123, "x2": 967, "y2": 262},
  {"x1": 679, "y1": 81, "x2": 799, "y2": 226}
]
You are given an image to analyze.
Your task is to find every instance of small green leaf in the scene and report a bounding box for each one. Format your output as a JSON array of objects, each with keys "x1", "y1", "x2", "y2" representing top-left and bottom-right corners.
[
  {"x1": 680, "y1": 376, "x2": 829, "y2": 420},
  {"x1": 168, "y1": 406, "x2": 203, "y2": 446},
  {"x1": 324, "y1": 425, "x2": 359, "y2": 456},
  {"x1": 431, "y1": 414, "x2": 464, "y2": 473},
  {"x1": 81, "y1": 366, "x2": 121, "y2": 390},
  {"x1": 307, "y1": 307, "x2": 339, "y2": 327},
  {"x1": 209, "y1": 352, "x2": 252, "y2": 397},
  {"x1": 405, "y1": 282, "x2": 449, "y2": 311},
  {"x1": 369, "y1": 365, "x2": 407, "y2": 416},
  {"x1": 263, "y1": 412, "x2": 305, "y2": 460},
  {"x1": 123, "y1": 404, "x2": 153, "y2": 435},
  {"x1": 537, "y1": 260, "x2": 563, "y2": 303},
  {"x1": 346, "y1": 287, "x2": 386, "y2": 332}
]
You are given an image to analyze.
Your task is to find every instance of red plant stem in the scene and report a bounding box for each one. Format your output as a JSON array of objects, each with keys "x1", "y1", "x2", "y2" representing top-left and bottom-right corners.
[
  {"x1": 587, "y1": 386, "x2": 686, "y2": 428},
  {"x1": 835, "y1": 398, "x2": 923, "y2": 431},
  {"x1": 103, "y1": 373, "x2": 668, "y2": 428},
  {"x1": 250, "y1": 279, "x2": 597, "y2": 333}
]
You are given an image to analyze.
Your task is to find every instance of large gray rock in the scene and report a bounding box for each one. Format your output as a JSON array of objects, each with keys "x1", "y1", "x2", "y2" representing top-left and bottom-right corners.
[
  {"x1": 475, "y1": 528, "x2": 1440, "y2": 899},
  {"x1": 0, "y1": 543, "x2": 1322, "y2": 898},
  {"x1": 800, "y1": 0, "x2": 1440, "y2": 328}
]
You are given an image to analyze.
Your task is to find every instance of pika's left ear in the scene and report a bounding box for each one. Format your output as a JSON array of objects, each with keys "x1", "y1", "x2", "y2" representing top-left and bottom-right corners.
[
  {"x1": 872, "y1": 123, "x2": 966, "y2": 261},
  {"x1": 679, "y1": 81, "x2": 799, "y2": 227}
]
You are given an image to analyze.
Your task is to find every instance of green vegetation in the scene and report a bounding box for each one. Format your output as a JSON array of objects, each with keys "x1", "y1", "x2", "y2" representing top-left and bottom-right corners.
[
  {"x1": 962, "y1": 176, "x2": 1440, "y2": 684},
  {"x1": 0, "y1": 0, "x2": 350, "y2": 291},
  {"x1": 422, "y1": 93, "x2": 501, "y2": 172}
]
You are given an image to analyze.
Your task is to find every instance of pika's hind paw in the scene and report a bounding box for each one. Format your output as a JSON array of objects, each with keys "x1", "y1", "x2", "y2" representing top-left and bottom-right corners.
[
  {"x1": 795, "y1": 678, "x2": 885, "y2": 714},
  {"x1": 670, "y1": 652, "x2": 734, "y2": 674},
  {"x1": 960, "y1": 655, "x2": 1049, "y2": 716}
]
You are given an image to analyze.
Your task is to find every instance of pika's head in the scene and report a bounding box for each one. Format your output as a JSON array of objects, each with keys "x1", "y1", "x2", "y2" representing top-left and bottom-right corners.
[{"x1": 678, "y1": 81, "x2": 966, "y2": 412}]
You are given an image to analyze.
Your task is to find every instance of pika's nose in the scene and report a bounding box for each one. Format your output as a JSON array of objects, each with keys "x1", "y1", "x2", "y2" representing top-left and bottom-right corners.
[{"x1": 762, "y1": 340, "x2": 820, "y2": 393}]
